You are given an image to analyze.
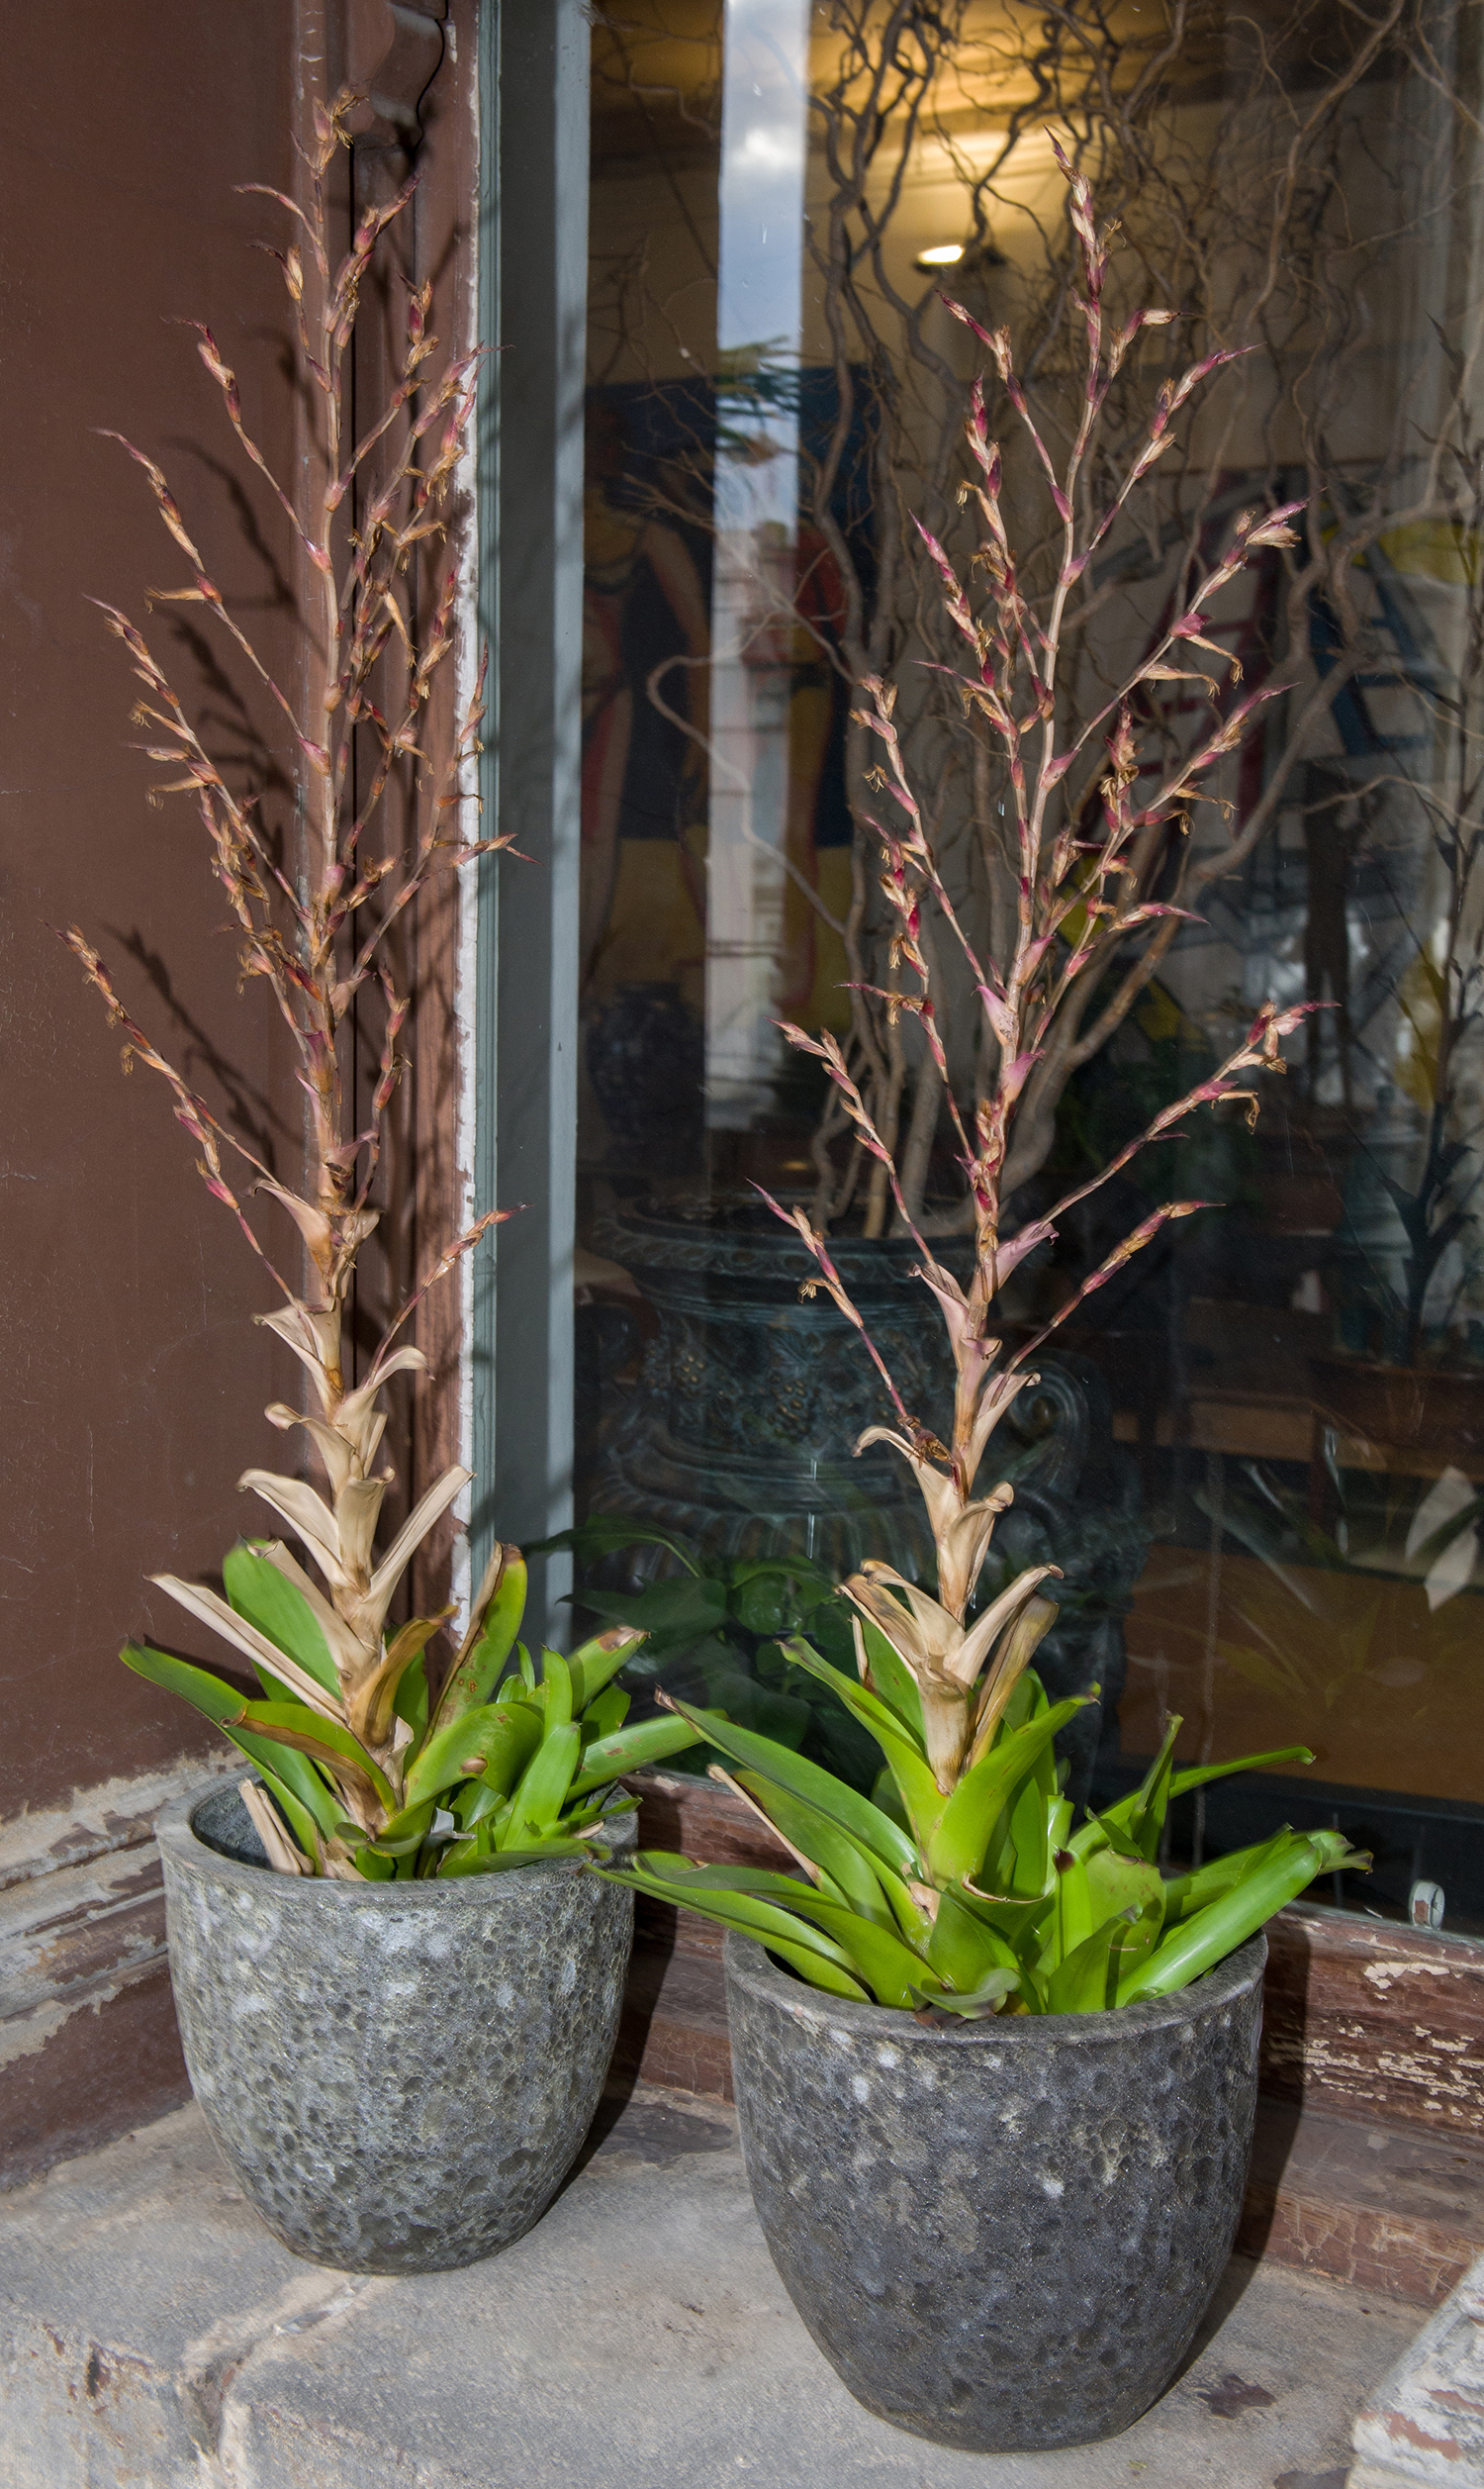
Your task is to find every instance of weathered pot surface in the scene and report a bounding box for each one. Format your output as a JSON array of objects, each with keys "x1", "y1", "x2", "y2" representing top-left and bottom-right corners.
[
  {"x1": 157, "y1": 1782, "x2": 636, "y2": 2274},
  {"x1": 724, "y1": 1927, "x2": 1265, "y2": 2452}
]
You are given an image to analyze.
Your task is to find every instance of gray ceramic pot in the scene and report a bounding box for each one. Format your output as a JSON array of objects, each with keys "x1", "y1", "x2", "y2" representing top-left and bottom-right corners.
[
  {"x1": 156, "y1": 1781, "x2": 636, "y2": 2274},
  {"x1": 724, "y1": 1927, "x2": 1265, "y2": 2452}
]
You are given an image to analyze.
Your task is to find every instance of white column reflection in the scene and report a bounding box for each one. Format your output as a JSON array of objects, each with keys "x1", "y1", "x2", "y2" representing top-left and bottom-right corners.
[{"x1": 704, "y1": 0, "x2": 810, "y2": 1128}]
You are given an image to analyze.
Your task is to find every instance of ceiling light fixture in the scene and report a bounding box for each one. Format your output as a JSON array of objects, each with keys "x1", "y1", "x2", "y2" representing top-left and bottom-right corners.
[{"x1": 915, "y1": 240, "x2": 966, "y2": 268}]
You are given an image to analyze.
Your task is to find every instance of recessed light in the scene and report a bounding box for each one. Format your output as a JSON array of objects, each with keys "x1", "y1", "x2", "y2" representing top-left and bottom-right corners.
[{"x1": 915, "y1": 240, "x2": 966, "y2": 269}]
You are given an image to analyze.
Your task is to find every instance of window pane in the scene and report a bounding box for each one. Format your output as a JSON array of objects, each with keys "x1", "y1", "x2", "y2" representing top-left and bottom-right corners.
[{"x1": 580, "y1": 0, "x2": 1484, "y2": 1927}]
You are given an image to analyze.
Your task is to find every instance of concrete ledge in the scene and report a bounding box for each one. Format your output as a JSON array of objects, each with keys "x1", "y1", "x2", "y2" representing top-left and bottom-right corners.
[
  {"x1": 1350, "y1": 2252, "x2": 1484, "y2": 2486},
  {"x1": 0, "y1": 2085, "x2": 1424, "y2": 2488}
]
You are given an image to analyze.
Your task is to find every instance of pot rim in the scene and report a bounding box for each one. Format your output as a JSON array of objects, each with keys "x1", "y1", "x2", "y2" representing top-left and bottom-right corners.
[
  {"x1": 157, "y1": 1778, "x2": 636, "y2": 1908},
  {"x1": 722, "y1": 1924, "x2": 1266, "y2": 2050}
]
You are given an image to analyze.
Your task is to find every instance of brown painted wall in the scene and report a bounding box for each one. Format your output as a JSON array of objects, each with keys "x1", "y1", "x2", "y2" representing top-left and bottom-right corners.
[{"x1": 1, "y1": 0, "x2": 474, "y2": 1825}]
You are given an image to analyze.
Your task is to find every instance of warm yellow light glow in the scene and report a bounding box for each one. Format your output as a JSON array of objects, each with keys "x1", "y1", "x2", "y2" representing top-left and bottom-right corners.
[{"x1": 915, "y1": 240, "x2": 966, "y2": 267}]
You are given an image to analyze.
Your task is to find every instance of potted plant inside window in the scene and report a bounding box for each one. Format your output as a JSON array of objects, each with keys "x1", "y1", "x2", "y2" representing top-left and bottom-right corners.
[
  {"x1": 602, "y1": 153, "x2": 1366, "y2": 2451},
  {"x1": 63, "y1": 91, "x2": 699, "y2": 2275}
]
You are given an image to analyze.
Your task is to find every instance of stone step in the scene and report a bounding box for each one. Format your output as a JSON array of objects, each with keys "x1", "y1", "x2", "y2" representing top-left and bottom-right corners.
[
  {"x1": 617, "y1": 1935, "x2": 1484, "y2": 2308},
  {"x1": 0, "y1": 2085, "x2": 1423, "y2": 2489}
]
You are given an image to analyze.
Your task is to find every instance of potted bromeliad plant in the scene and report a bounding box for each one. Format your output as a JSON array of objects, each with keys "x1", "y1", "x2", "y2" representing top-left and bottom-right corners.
[
  {"x1": 64, "y1": 93, "x2": 698, "y2": 2276},
  {"x1": 603, "y1": 154, "x2": 1366, "y2": 2451}
]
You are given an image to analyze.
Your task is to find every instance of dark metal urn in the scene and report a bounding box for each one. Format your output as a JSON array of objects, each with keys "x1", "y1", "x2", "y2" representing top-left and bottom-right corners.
[
  {"x1": 590, "y1": 1196, "x2": 1149, "y2": 1801},
  {"x1": 586, "y1": 982, "x2": 703, "y2": 1171},
  {"x1": 591, "y1": 1196, "x2": 957, "y2": 1580},
  {"x1": 157, "y1": 1783, "x2": 635, "y2": 2274},
  {"x1": 723, "y1": 1928, "x2": 1266, "y2": 2452}
]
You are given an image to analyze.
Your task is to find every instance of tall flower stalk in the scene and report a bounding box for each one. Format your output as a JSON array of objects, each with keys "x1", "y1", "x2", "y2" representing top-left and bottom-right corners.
[
  {"x1": 760, "y1": 149, "x2": 1316, "y2": 1793},
  {"x1": 62, "y1": 93, "x2": 521, "y2": 1862}
]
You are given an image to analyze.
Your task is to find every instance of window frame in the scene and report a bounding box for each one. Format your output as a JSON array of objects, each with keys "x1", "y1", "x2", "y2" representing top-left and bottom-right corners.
[{"x1": 471, "y1": 0, "x2": 591, "y2": 1642}]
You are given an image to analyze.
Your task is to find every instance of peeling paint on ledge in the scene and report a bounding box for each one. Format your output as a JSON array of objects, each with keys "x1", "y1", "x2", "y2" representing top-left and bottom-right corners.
[
  {"x1": 1263, "y1": 1908, "x2": 1484, "y2": 2142},
  {"x1": 0, "y1": 1750, "x2": 236, "y2": 1892}
]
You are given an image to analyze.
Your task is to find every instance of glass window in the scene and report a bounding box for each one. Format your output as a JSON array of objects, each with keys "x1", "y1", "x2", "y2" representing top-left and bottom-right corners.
[{"x1": 576, "y1": 0, "x2": 1484, "y2": 1929}]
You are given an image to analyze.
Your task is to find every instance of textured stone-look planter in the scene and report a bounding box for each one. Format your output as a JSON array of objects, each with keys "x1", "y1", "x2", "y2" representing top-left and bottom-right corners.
[
  {"x1": 157, "y1": 1782, "x2": 635, "y2": 2274},
  {"x1": 724, "y1": 1927, "x2": 1266, "y2": 2452}
]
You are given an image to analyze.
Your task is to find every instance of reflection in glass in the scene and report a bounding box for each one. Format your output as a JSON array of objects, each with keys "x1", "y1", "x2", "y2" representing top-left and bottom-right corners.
[
  {"x1": 580, "y1": 0, "x2": 1484, "y2": 1928},
  {"x1": 707, "y1": 0, "x2": 811, "y2": 1124}
]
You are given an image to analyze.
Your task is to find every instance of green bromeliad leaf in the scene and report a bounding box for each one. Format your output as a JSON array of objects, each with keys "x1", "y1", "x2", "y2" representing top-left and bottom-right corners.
[
  {"x1": 1167, "y1": 1746, "x2": 1315, "y2": 1801},
  {"x1": 427, "y1": 1548, "x2": 529, "y2": 1738},
  {"x1": 604, "y1": 1851, "x2": 872, "y2": 2001},
  {"x1": 393, "y1": 1653, "x2": 429, "y2": 1743},
  {"x1": 602, "y1": 1851, "x2": 944, "y2": 2010},
  {"x1": 794, "y1": 1899, "x2": 943, "y2": 2008},
  {"x1": 540, "y1": 1649, "x2": 575, "y2": 1730},
  {"x1": 1042, "y1": 1846, "x2": 1094, "y2": 1971},
  {"x1": 567, "y1": 1712, "x2": 707, "y2": 1797},
  {"x1": 1091, "y1": 1734, "x2": 1319, "y2": 1876},
  {"x1": 954, "y1": 1881, "x2": 1054, "y2": 1950},
  {"x1": 403, "y1": 1701, "x2": 540, "y2": 1809},
  {"x1": 1159, "y1": 1829, "x2": 1290, "y2": 1925},
  {"x1": 925, "y1": 1696, "x2": 1087, "y2": 1887},
  {"x1": 122, "y1": 1638, "x2": 253, "y2": 1729},
  {"x1": 907, "y1": 1966, "x2": 1020, "y2": 2019},
  {"x1": 1045, "y1": 1914, "x2": 1127, "y2": 2014},
  {"x1": 581, "y1": 1681, "x2": 629, "y2": 1743},
  {"x1": 500, "y1": 1720, "x2": 581, "y2": 1846},
  {"x1": 729, "y1": 1770, "x2": 920, "y2": 1939},
  {"x1": 223, "y1": 1543, "x2": 339, "y2": 1697},
  {"x1": 648, "y1": 1861, "x2": 931, "y2": 2000},
  {"x1": 121, "y1": 1642, "x2": 341, "y2": 1839},
  {"x1": 990, "y1": 1762, "x2": 1050, "y2": 1899},
  {"x1": 351, "y1": 1797, "x2": 435, "y2": 1858},
  {"x1": 653, "y1": 1697, "x2": 920, "y2": 1878},
  {"x1": 1119, "y1": 1826, "x2": 1366, "y2": 2003},
  {"x1": 1100, "y1": 1715, "x2": 1181, "y2": 1863},
  {"x1": 1106, "y1": 1897, "x2": 1164, "y2": 1999},
  {"x1": 853, "y1": 1614, "x2": 926, "y2": 1744},
  {"x1": 566, "y1": 1627, "x2": 647, "y2": 1715},
  {"x1": 231, "y1": 1701, "x2": 397, "y2": 1816},
  {"x1": 1083, "y1": 1843, "x2": 1166, "y2": 1925},
  {"x1": 776, "y1": 1636, "x2": 943, "y2": 1849},
  {"x1": 925, "y1": 1887, "x2": 1018, "y2": 1994},
  {"x1": 439, "y1": 1835, "x2": 599, "y2": 1876}
]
